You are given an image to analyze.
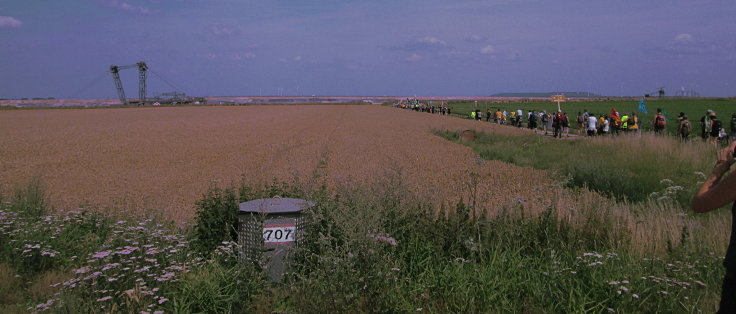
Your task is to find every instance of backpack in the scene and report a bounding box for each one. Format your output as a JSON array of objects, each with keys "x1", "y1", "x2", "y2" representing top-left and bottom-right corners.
[
  {"x1": 681, "y1": 120, "x2": 691, "y2": 134},
  {"x1": 655, "y1": 114, "x2": 666, "y2": 128},
  {"x1": 529, "y1": 114, "x2": 537, "y2": 122},
  {"x1": 713, "y1": 119, "x2": 723, "y2": 131}
]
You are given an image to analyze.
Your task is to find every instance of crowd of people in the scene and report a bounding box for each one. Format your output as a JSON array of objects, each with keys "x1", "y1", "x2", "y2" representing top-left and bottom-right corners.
[
  {"x1": 394, "y1": 99, "x2": 453, "y2": 115},
  {"x1": 393, "y1": 100, "x2": 736, "y2": 145}
]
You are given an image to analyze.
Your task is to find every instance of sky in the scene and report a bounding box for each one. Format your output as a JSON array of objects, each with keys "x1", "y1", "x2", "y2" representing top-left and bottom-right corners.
[{"x1": 0, "y1": 0, "x2": 735, "y2": 98}]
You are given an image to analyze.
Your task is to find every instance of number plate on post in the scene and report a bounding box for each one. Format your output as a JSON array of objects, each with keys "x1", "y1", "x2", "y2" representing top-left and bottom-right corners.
[{"x1": 263, "y1": 223, "x2": 296, "y2": 244}]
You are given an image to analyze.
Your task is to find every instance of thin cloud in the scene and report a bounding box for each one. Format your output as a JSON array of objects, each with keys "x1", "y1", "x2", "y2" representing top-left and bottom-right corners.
[
  {"x1": 0, "y1": 16, "x2": 22, "y2": 29},
  {"x1": 507, "y1": 50, "x2": 521, "y2": 61},
  {"x1": 106, "y1": 0, "x2": 152, "y2": 15},
  {"x1": 466, "y1": 34, "x2": 485, "y2": 43},
  {"x1": 404, "y1": 53, "x2": 422, "y2": 62},
  {"x1": 231, "y1": 53, "x2": 256, "y2": 60},
  {"x1": 210, "y1": 25, "x2": 240, "y2": 37},
  {"x1": 390, "y1": 36, "x2": 450, "y2": 52},
  {"x1": 480, "y1": 45, "x2": 495, "y2": 54},
  {"x1": 418, "y1": 37, "x2": 447, "y2": 46},
  {"x1": 674, "y1": 33, "x2": 693, "y2": 44}
]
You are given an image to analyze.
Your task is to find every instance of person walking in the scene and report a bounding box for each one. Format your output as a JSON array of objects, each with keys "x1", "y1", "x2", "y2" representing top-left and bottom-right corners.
[
  {"x1": 576, "y1": 112, "x2": 585, "y2": 136},
  {"x1": 710, "y1": 111, "x2": 722, "y2": 146},
  {"x1": 702, "y1": 110, "x2": 713, "y2": 141},
  {"x1": 653, "y1": 108, "x2": 667, "y2": 135},
  {"x1": 621, "y1": 113, "x2": 629, "y2": 133},
  {"x1": 528, "y1": 110, "x2": 538, "y2": 133},
  {"x1": 691, "y1": 140, "x2": 736, "y2": 313},
  {"x1": 630, "y1": 112, "x2": 640, "y2": 135},
  {"x1": 677, "y1": 112, "x2": 691, "y2": 141},
  {"x1": 516, "y1": 109, "x2": 523, "y2": 128},
  {"x1": 601, "y1": 114, "x2": 610, "y2": 136},
  {"x1": 730, "y1": 114, "x2": 736, "y2": 141},
  {"x1": 586, "y1": 113, "x2": 597, "y2": 137},
  {"x1": 553, "y1": 110, "x2": 563, "y2": 138},
  {"x1": 541, "y1": 111, "x2": 549, "y2": 135}
]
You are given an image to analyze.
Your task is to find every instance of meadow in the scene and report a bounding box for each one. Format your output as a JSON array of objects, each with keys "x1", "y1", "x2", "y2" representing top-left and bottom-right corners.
[
  {"x1": 446, "y1": 97, "x2": 736, "y2": 134},
  {"x1": 0, "y1": 104, "x2": 731, "y2": 312}
]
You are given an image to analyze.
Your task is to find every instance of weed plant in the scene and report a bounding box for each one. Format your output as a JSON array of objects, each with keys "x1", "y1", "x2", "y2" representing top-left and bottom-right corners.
[
  {"x1": 0, "y1": 175, "x2": 724, "y2": 312},
  {"x1": 435, "y1": 130, "x2": 714, "y2": 206}
]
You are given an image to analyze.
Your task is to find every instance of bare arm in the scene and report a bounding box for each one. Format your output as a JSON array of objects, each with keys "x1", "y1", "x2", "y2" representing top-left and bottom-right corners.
[{"x1": 692, "y1": 141, "x2": 736, "y2": 213}]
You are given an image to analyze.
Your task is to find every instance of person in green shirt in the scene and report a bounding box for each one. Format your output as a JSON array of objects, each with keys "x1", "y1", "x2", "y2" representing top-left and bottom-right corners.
[{"x1": 621, "y1": 114, "x2": 629, "y2": 132}]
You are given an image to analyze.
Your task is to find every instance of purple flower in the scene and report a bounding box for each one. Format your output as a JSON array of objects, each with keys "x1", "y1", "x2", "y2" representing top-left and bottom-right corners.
[{"x1": 92, "y1": 251, "x2": 111, "y2": 259}]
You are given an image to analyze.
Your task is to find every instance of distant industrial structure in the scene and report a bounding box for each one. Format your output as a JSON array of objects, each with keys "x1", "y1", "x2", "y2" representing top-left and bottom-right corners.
[{"x1": 109, "y1": 61, "x2": 205, "y2": 106}]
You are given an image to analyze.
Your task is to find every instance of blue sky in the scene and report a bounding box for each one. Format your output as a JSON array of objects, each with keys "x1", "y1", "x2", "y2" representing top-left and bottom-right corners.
[{"x1": 1, "y1": 0, "x2": 734, "y2": 98}]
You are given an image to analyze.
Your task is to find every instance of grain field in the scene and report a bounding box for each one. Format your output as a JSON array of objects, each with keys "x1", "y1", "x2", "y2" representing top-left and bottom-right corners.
[{"x1": 0, "y1": 105, "x2": 551, "y2": 221}]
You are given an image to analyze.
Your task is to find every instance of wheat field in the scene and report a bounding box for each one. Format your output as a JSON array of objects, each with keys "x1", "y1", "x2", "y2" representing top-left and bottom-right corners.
[{"x1": 1, "y1": 105, "x2": 553, "y2": 221}]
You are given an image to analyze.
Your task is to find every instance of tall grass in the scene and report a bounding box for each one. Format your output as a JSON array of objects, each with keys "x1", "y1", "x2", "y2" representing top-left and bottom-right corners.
[
  {"x1": 435, "y1": 130, "x2": 714, "y2": 206},
  {"x1": 0, "y1": 173, "x2": 726, "y2": 312}
]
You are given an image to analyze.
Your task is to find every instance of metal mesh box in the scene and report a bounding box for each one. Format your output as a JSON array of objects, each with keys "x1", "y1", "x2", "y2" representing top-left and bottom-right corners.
[{"x1": 238, "y1": 198, "x2": 313, "y2": 281}]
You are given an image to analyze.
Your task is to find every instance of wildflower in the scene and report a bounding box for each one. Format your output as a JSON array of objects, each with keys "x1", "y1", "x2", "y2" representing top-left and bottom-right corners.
[
  {"x1": 367, "y1": 234, "x2": 398, "y2": 246},
  {"x1": 102, "y1": 263, "x2": 121, "y2": 271},
  {"x1": 391, "y1": 267, "x2": 400, "y2": 272},
  {"x1": 92, "y1": 251, "x2": 111, "y2": 259},
  {"x1": 632, "y1": 294, "x2": 639, "y2": 299},
  {"x1": 35, "y1": 299, "x2": 54, "y2": 310},
  {"x1": 608, "y1": 281, "x2": 620, "y2": 285},
  {"x1": 660, "y1": 179, "x2": 674, "y2": 185},
  {"x1": 694, "y1": 280, "x2": 706, "y2": 286},
  {"x1": 96, "y1": 296, "x2": 113, "y2": 302},
  {"x1": 158, "y1": 298, "x2": 169, "y2": 304}
]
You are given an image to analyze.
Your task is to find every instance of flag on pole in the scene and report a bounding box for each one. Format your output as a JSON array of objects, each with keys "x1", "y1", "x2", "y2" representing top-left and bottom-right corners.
[{"x1": 638, "y1": 98, "x2": 649, "y2": 114}]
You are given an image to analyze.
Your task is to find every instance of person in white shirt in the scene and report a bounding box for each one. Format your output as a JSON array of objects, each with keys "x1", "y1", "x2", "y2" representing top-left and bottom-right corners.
[
  {"x1": 602, "y1": 115, "x2": 610, "y2": 135},
  {"x1": 587, "y1": 113, "x2": 598, "y2": 137}
]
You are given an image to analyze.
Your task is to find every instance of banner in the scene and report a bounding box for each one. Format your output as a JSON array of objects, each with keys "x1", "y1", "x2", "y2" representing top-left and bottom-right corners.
[{"x1": 638, "y1": 98, "x2": 649, "y2": 114}]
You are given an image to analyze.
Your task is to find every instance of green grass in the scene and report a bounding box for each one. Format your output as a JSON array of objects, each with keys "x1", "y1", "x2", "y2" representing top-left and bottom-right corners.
[
  {"x1": 0, "y1": 173, "x2": 724, "y2": 312},
  {"x1": 434, "y1": 130, "x2": 714, "y2": 206},
  {"x1": 446, "y1": 98, "x2": 736, "y2": 134}
]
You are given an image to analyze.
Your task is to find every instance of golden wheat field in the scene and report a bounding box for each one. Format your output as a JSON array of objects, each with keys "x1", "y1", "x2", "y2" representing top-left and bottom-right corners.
[{"x1": 0, "y1": 105, "x2": 555, "y2": 222}]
